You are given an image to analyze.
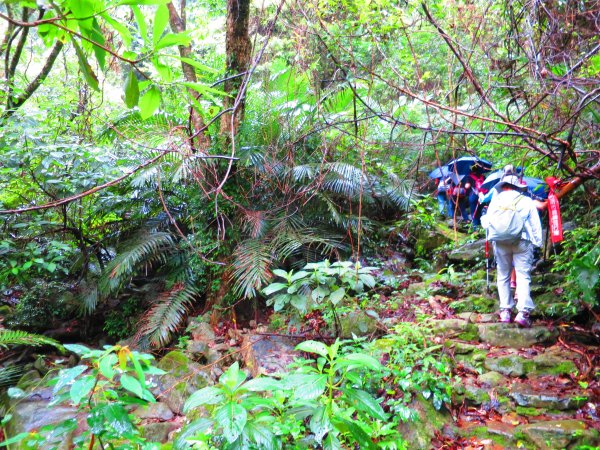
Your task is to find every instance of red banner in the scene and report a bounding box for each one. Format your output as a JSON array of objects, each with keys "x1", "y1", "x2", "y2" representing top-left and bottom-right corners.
[{"x1": 545, "y1": 177, "x2": 564, "y2": 243}]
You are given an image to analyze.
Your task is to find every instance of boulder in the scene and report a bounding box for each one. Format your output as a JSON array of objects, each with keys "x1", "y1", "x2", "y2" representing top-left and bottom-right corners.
[
  {"x1": 151, "y1": 351, "x2": 212, "y2": 415},
  {"x1": 477, "y1": 323, "x2": 558, "y2": 348},
  {"x1": 240, "y1": 333, "x2": 299, "y2": 377},
  {"x1": 447, "y1": 239, "x2": 486, "y2": 263},
  {"x1": 509, "y1": 382, "x2": 587, "y2": 411},
  {"x1": 484, "y1": 353, "x2": 534, "y2": 377},
  {"x1": 396, "y1": 397, "x2": 452, "y2": 448},
  {"x1": 518, "y1": 420, "x2": 599, "y2": 450},
  {"x1": 339, "y1": 310, "x2": 380, "y2": 337}
]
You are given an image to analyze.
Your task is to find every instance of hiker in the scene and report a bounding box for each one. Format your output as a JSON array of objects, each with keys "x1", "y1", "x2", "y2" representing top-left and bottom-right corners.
[
  {"x1": 435, "y1": 176, "x2": 452, "y2": 217},
  {"x1": 449, "y1": 177, "x2": 471, "y2": 222},
  {"x1": 466, "y1": 168, "x2": 487, "y2": 230},
  {"x1": 481, "y1": 175, "x2": 543, "y2": 327}
]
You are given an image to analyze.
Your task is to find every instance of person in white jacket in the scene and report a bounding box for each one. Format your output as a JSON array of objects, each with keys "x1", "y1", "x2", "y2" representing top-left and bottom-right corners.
[{"x1": 481, "y1": 175, "x2": 543, "y2": 327}]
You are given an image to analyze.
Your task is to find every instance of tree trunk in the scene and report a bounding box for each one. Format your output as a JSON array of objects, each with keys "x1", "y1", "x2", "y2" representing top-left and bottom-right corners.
[
  {"x1": 220, "y1": 0, "x2": 252, "y2": 137},
  {"x1": 167, "y1": 1, "x2": 211, "y2": 153}
]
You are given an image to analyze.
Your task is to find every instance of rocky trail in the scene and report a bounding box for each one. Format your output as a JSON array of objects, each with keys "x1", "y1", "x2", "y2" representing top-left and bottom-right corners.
[{"x1": 3, "y1": 244, "x2": 600, "y2": 449}]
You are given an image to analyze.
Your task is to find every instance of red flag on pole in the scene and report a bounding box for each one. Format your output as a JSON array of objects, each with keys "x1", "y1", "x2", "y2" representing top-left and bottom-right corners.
[{"x1": 545, "y1": 177, "x2": 564, "y2": 243}]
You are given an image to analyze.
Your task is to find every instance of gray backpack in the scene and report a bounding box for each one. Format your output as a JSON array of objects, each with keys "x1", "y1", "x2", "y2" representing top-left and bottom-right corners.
[{"x1": 485, "y1": 195, "x2": 526, "y2": 242}]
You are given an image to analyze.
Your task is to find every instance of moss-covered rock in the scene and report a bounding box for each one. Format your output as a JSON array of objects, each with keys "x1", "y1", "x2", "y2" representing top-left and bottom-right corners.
[
  {"x1": 429, "y1": 318, "x2": 479, "y2": 341},
  {"x1": 151, "y1": 351, "x2": 211, "y2": 415},
  {"x1": 517, "y1": 420, "x2": 599, "y2": 450},
  {"x1": 484, "y1": 353, "x2": 535, "y2": 377},
  {"x1": 396, "y1": 397, "x2": 452, "y2": 448},
  {"x1": 477, "y1": 323, "x2": 558, "y2": 348},
  {"x1": 510, "y1": 383, "x2": 588, "y2": 411}
]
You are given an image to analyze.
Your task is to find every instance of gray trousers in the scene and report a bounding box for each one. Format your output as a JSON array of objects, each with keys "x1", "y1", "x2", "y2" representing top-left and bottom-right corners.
[{"x1": 493, "y1": 240, "x2": 535, "y2": 313}]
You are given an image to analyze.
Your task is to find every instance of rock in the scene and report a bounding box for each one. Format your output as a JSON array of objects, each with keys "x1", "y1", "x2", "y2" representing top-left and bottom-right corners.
[
  {"x1": 447, "y1": 239, "x2": 486, "y2": 263},
  {"x1": 187, "y1": 318, "x2": 216, "y2": 343},
  {"x1": 429, "y1": 319, "x2": 479, "y2": 341},
  {"x1": 3, "y1": 387, "x2": 83, "y2": 449},
  {"x1": 484, "y1": 353, "x2": 534, "y2": 377},
  {"x1": 509, "y1": 382, "x2": 587, "y2": 410},
  {"x1": 477, "y1": 323, "x2": 558, "y2": 348},
  {"x1": 462, "y1": 379, "x2": 491, "y2": 404},
  {"x1": 186, "y1": 341, "x2": 209, "y2": 360},
  {"x1": 477, "y1": 371, "x2": 507, "y2": 388},
  {"x1": 339, "y1": 310, "x2": 380, "y2": 337},
  {"x1": 454, "y1": 349, "x2": 487, "y2": 372},
  {"x1": 240, "y1": 333, "x2": 299, "y2": 377},
  {"x1": 396, "y1": 397, "x2": 452, "y2": 448},
  {"x1": 141, "y1": 420, "x2": 182, "y2": 443},
  {"x1": 518, "y1": 420, "x2": 599, "y2": 450},
  {"x1": 531, "y1": 347, "x2": 577, "y2": 376},
  {"x1": 133, "y1": 402, "x2": 174, "y2": 421},
  {"x1": 151, "y1": 351, "x2": 211, "y2": 415},
  {"x1": 449, "y1": 295, "x2": 496, "y2": 314}
]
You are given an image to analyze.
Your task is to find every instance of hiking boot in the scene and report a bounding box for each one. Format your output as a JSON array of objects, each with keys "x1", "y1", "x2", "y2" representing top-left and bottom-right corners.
[
  {"x1": 514, "y1": 311, "x2": 531, "y2": 328},
  {"x1": 499, "y1": 309, "x2": 512, "y2": 323}
]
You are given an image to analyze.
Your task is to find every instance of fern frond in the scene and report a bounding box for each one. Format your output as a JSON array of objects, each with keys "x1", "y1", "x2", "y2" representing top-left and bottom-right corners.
[
  {"x1": 0, "y1": 329, "x2": 63, "y2": 350},
  {"x1": 232, "y1": 239, "x2": 273, "y2": 299},
  {"x1": 97, "y1": 111, "x2": 185, "y2": 145},
  {"x1": 137, "y1": 283, "x2": 200, "y2": 347},
  {"x1": 0, "y1": 365, "x2": 24, "y2": 388},
  {"x1": 99, "y1": 231, "x2": 177, "y2": 297}
]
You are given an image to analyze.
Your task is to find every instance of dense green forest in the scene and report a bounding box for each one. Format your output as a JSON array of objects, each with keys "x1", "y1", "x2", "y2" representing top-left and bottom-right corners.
[{"x1": 0, "y1": 0, "x2": 598, "y2": 448}]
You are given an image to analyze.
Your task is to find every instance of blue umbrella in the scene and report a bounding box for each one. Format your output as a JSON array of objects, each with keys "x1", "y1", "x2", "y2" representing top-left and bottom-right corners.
[
  {"x1": 482, "y1": 171, "x2": 547, "y2": 198},
  {"x1": 428, "y1": 165, "x2": 450, "y2": 179},
  {"x1": 447, "y1": 156, "x2": 493, "y2": 175}
]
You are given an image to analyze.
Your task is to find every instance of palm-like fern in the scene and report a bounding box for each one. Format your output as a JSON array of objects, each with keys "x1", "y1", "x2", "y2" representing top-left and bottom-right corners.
[
  {"x1": 0, "y1": 329, "x2": 64, "y2": 388},
  {"x1": 0, "y1": 329, "x2": 63, "y2": 350}
]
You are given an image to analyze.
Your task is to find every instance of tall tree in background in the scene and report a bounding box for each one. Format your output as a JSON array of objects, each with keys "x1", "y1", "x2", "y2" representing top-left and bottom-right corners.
[{"x1": 221, "y1": 0, "x2": 252, "y2": 136}]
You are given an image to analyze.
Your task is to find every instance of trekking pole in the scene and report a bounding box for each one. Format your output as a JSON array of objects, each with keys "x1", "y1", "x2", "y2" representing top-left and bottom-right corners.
[{"x1": 485, "y1": 229, "x2": 491, "y2": 293}]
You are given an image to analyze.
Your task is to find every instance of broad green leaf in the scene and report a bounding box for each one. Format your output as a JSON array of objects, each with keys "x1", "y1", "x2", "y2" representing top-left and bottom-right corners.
[
  {"x1": 64, "y1": 344, "x2": 90, "y2": 355},
  {"x1": 139, "y1": 86, "x2": 161, "y2": 119},
  {"x1": 322, "y1": 432, "x2": 343, "y2": 450},
  {"x1": 272, "y1": 294, "x2": 290, "y2": 311},
  {"x1": 102, "y1": 404, "x2": 135, "y2": 437},
  {"x1": 152, "y1": 57, "x2": 173, "y2": 82},
  {"x1": 329, "y1": 287, "x2": 345, "y2": 304},
  {"x1": 98, "y1": 353, "x2": 117, "y2": 380},
  {"x1": 0, "y1": 432, "x2": 29, "y2": 447},
  {"x1": 337, "y1": 353, "x2": 383, "y2": 371},
  {"x1": 152, "y1": 5, "x2": 169, "y2": 47},
  {"x1": 290, "y1": 270, "x2": 310, "y2": 282},
  {"x1": 156, "y1": 32, "x2": 193, "y2": 50},
  {"x1": 272, "y1": 269, "x2": 290, "y2": 279},
  {"x1": 183, "y1": 387, "x2": 225, "y2": 412},
  {"x1": 72, "y1": 40, "x2": 99, "y2": 91},
  {"x1": 214, "y1": 402, "x2": 247, "y2": 443},
  {"x1": 243, "y1": 377, "x2": 282, "y2": 392},
  {"x1": 219, "y1": 361, "x2": 247, "y2": 393},
  {"x1": 342, "y1": 388, "x2": 387, "y2": 421},
  {"x1": 295, "y1": 340, "x2": 329, "y2": 358},
  {"x1": 262, "y1": 282, "x2": 287, "y2": 296},
  {"x1": 182, "y1": 82, "x2": 228, "y2": 98},
  {"x1": 120, "y1": 374, "x2": 143, "y2": 398},
  {"x1": 102, "y1": 14, "x2": 132, "y2": 47},
  {"x1": 178, "y1": 57, "x2": 220, "y2": 74},
  {"x1": 309, "y1": 406, "x2": 331, "y2": 443},
  {"x1": 283, "y1": 373, "x2": 327, "y2": 400},
  {"x1": 173, "y1": 418, "x2": 213, "y2": 450},
  {"x1": 131, "y1": 6, "x2": 148, "y2": 46},
  {"x1": 89, "y1": 18, "x2": 107, "y2": 71},
  {"x1": 53, "y1": 365, "x2": 87, "y2": 394},
  {"x1": 331, "y1": 416, "x2": 374, "y2": 449},
  {"x1": 290, "y1": 294, "x2": 308, "y2": 312},
  {"x1": 69, "y1": 375, "x2": 96, "y2": 405},
  {"x1": 124, "y1": 70, "x2": 139, "y2": 108}
]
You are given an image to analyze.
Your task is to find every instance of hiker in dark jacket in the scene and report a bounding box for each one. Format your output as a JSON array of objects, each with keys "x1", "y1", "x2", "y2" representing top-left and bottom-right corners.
[{"x1": 481, "y1": 175, "x2": 543, "y2": 328}]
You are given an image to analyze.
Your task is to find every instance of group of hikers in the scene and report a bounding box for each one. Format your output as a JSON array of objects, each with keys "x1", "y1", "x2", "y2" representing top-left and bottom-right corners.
[{"x1": 430, "y1": 159, "x2": 549, "y2": 329}]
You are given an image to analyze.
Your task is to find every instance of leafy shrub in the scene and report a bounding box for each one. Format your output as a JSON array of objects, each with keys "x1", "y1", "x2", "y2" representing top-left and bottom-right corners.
[
  {"x1": 551, "y1": 226, "x2": 600, "y2": 311},
  {"x1": 1, "y1": 344, "x2": 165, "y2": 449}
]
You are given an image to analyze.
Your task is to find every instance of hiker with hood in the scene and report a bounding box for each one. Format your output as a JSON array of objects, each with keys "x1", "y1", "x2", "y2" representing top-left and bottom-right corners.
[{"x1": 481, "y1": 175, "x2": 543, "y2": 327}]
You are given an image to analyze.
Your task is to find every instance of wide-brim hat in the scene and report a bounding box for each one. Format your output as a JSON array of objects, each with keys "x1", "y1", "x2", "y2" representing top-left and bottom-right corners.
[{"x1": 496, "y1": 175, "x2": 528, "y2": 192}]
